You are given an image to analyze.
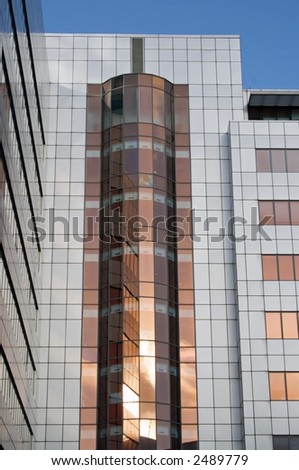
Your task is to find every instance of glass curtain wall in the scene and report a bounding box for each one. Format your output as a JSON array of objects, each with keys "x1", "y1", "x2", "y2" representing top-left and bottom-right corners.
[{"x1": 82, "y1": 74, "x2": 198, "y2": 450}]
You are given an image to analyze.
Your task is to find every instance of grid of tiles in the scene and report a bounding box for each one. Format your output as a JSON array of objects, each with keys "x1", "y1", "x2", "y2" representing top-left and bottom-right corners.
[
  {"x1": 41, "y1": 33, "x2": 246, "y2": 450},
  {"x1": 230, "y1": 119, "x2": 299, "y2": 449}
]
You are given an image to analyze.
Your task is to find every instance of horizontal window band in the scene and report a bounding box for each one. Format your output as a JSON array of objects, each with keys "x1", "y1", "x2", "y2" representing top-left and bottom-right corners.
[
  {"x1": 1, "y1": 144, "x2": 39, "y2": 311},
  {"x1": 21, "y1": 0, "x2": 46, "y2": 146},
  {"x1": 8, "y1": 0, "x2": 43, "y2": 197},
  {"x1": 1, "y1": 247, "x2": 36, "y2": 372},
  {"x1": 0, "y1": 346, "x2": 33, "y2": 435},
  {"x1": 1, "y1": 54, "x2": 41, "y2": 253}
]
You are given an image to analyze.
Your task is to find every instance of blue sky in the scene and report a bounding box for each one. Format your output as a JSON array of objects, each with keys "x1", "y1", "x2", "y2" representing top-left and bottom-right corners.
[{"x1": 41, "y1": 0, "x2": 299, "y2": 90}]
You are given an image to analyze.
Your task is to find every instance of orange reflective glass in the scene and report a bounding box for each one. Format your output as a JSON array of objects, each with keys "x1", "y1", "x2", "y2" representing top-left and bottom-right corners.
[
  {"x1": 278, "y1": 256, "x2": 294, "y2": 280},
  {"x1": 262, "y1": 256, "x2": 278, "y2": 280},
  {"x1": 286, "y1": 373, "x2": 299, "y2": 400},
  {"x1": 266, "y1": 312, "x2": 282, "y2": 339},
  {"x1": 282, "y1": 312, "x2": 298, "y2": 339},
  {"x1": 269, "y1": 372, "x2": 286, "y2": 400}
]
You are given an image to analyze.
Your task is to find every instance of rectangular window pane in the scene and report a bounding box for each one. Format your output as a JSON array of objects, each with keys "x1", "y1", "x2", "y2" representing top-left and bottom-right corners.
[
  {"x1": 139, "y1": 87, "x2": 152, "y2": 123},
  {"x1": 282, "y1": 312, "x2": 298, "y2": 339},
  {"x1": 275, "y1": 201, "x2": 290, "y2": 225},
  {"x1": 174, "y1": 97, "x2": 189, "y2": 133},
  {"x1": 124, "y1": 87, "x2": 137, "y2": 123},
  {"x1": 290, "y1": 202, "x2": 299, "y2": 225},
  {"x1": 271, "y1": 150, "x2": 286, "y2": 172},
  {"x1": 286, "y1": 373, "x2": 299, "y2": 400},
  {"x1": 262, "y1": 256, "x2": 278, "y2": 280},
  {"x1": 266, "y1": 312, "x2": 282, "y2": 339},
  {"x1": 259, "y1": 201, "x2": 274, "y2": 224},
  {"x1": 289, "y1": 436, "x2": 299, "y2": 450},
  {"x1": 153, "y1": 89, "x2": 165, "y2": 127},
  {"x1": 269, "y1": 372, "x2": 286, "y2": 400},
  {"x1": 287, "y1": 149, "x2": 299, "y2": 172},
  {"x1": 256, "y1": 149, "x2": 271, "y2": 172},
  {"x1": 273, "y1": 435, "x2": 289, "y2": 450},
  {"x1": 278, "y1": 255, "x2": 294, "y2": 280}
]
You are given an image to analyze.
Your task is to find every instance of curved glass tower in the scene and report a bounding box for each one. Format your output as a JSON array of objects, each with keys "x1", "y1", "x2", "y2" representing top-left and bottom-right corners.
[{"x1": 81, "y1": 74, "x2": 198, "y2": 450}]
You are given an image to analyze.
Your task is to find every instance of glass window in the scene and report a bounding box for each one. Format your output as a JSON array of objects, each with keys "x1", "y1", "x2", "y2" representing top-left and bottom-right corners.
[
  {"x1": 80, "y1": 408, "x2": 97, "y2": 425},
  {"x1": 180, "y1": 364, "x2": 197, "y2": 407},
  {"x1": 124, "y1": 74, "x2": 138, "y2": 86},
  {"x1": 157, "y1": 366, "x2": 170, "y2": 404},
  {"x1": 153, "y1": 89, "x2": 165, "y2": 127},
  {"x1": 139, "y1": 74, "x2": 152, "y2": 86},
  {"x1": 174, "y1": 98, "x2": 189, "y2": 133},
  {"x1": 140, "y1": 358, "x2": 155, "y2": 402},
  {"x1": 182, "y1": 425, "x2": 198, "y2": 445},
  {"x1": 140, "y1": 402, "x2": 156, "y2": 419},
  {"x1": 157, "y1": 404, "x2": 170, "y2": 421},
  {"x1": 181, "y1": 408, "x2": 198, "y2": 424},
  {"x1": 111, "y1": 88, "x2": 123, "y2": 116},
  {"x1": 266, "y1": 312, "x2": 282, "y2": 339},
  {"x1": 289, "y1": 436, "x2": 299, "y2": 450},
  {"x1": 178, "y1": 261, "x2": 193, "y2": 289},
  {"x1": 278, "y1": 255, "x2": 294, "y2": 280},
  {"x1": 124, "y1": 86, "x2": 137, "y2": 123},
  {"x1": 153, "y1": 151, "x2": 166, "y2": 177},
  {"x1": 282, "y1": 312, "x2": 298, "y2": 339},
  {"x1": 87, "y1": 97, "x2": 101, "y2": 133},
  {"x1": 139, "y1": 174, "x2": 153, "y2": 187},
  {"x1": 179, "y1": 309, "x2": 195, "y2": 347},
  {"x1": 82, "y1": 363, "x2": 97, "y2": 407},
  {"x1": 259, "y1": 201, "x2": 274, "y2": 224},
  {"x1": 286, "y1": 373, "x2": 299, "y2": 400},
  {"x1": 139, "y1": 242, "x2": 154, "y2": 282},
  {"x1": 124, "y1": 148, "x2": 138, "y2": 174},
  {"x1": 123, "y1": 123, "x2": 138, "y2": 137},
  {"x1": 139, "y1": 189, "x2": 153, "y2": 222},
  {"x1": 84, "y1": 262, "x2": 99, "y2": 289},
  {"x1": 273, "y1": 435, "x2": 289, "y2": 450},
  {"x1": 287, "y1": 150, "x2": 299, "y2": 172},
  {"x1": 290, "y1": 202, "x2": 299, "y2": 225},
  {"x1": 180, "y1": 348, "x2": 196, "y2": 362},
  {"x1": 271, "y1": 149, "x2": 286, "y2": 172},
  {"x1": 139, "y1": 87, "x2": 152, "y2": 123},
  {"x1": 140, "y1": 298, "x2": 155, "y2": 340},
  {"x1": 262, "y1": 256, "x2": 278, "y2": 280},
  {"x1": 176, "y1": 158, "x2": 191, "y2": 183},
  {"x1": 275, "y1": 201, "x2": 290, "y2": 225},
  {"x1": 155, "y1": 311, "x2": 169, "y2": 344},
  {"x1": 295, "y1": 256, "x2": 299, "y2": 280},
  {"x1": 269, "y1": 372, "x2": 286, "y2": 400},
  {"x1": 153, "y1": 76, "x2": 164, "y2": 90},
  {"x1": 256, "y1": 150, "x2": 271, "y2": 172}
]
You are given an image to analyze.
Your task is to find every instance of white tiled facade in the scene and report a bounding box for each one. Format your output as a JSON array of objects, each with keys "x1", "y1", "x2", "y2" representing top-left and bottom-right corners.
[
  {"x1": 230, "y1": 120, "x2": 299, "y2": 449},
  {"x1": 35, "y1": 34, "x2": 299, "y2": 450},
  {"x1": 38, "y1": 34, "x2": 245, "y2": 450},
  {"x1": 1, "y1": 23, "x2": 298, "y2": 450}
]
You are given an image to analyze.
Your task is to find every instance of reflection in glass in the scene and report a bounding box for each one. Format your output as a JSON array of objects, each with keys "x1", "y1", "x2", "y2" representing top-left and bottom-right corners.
[
  {"x1": 262, "y1": 256, "x2": 278, "y2": 280},
  {"x1": 266, "y1": 312, "x2": 282, "y2": 339},
  {"x1": 286, "y1": 373, "x2": 299, "y2": 400},
  {"x1": 278, "y1": 255, "x2": 294, "y2": 280},
  {"x1": 84, "y1": 75, "x2": 197, "y2": 449},
  {"x1": 271, "y1": 150, "x2": 286, "y2": 172},
  {"x1": 269, "y1": 372, "x2": 286, "y2": 400},
  {"x1": 256, "y1": 149, "x2": 271, "y2": 172},
  {"x1": 282, "y1": 312, "x2": 298, "y2": 338}
]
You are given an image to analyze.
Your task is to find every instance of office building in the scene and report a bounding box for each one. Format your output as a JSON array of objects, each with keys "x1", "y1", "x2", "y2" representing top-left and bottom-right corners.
[
  {"x1": 1, "y1": 0, "x2": 299, "y2": 451},
  {"x1": 0, "y1": 0, "x2": 48, "y2": 450}
]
